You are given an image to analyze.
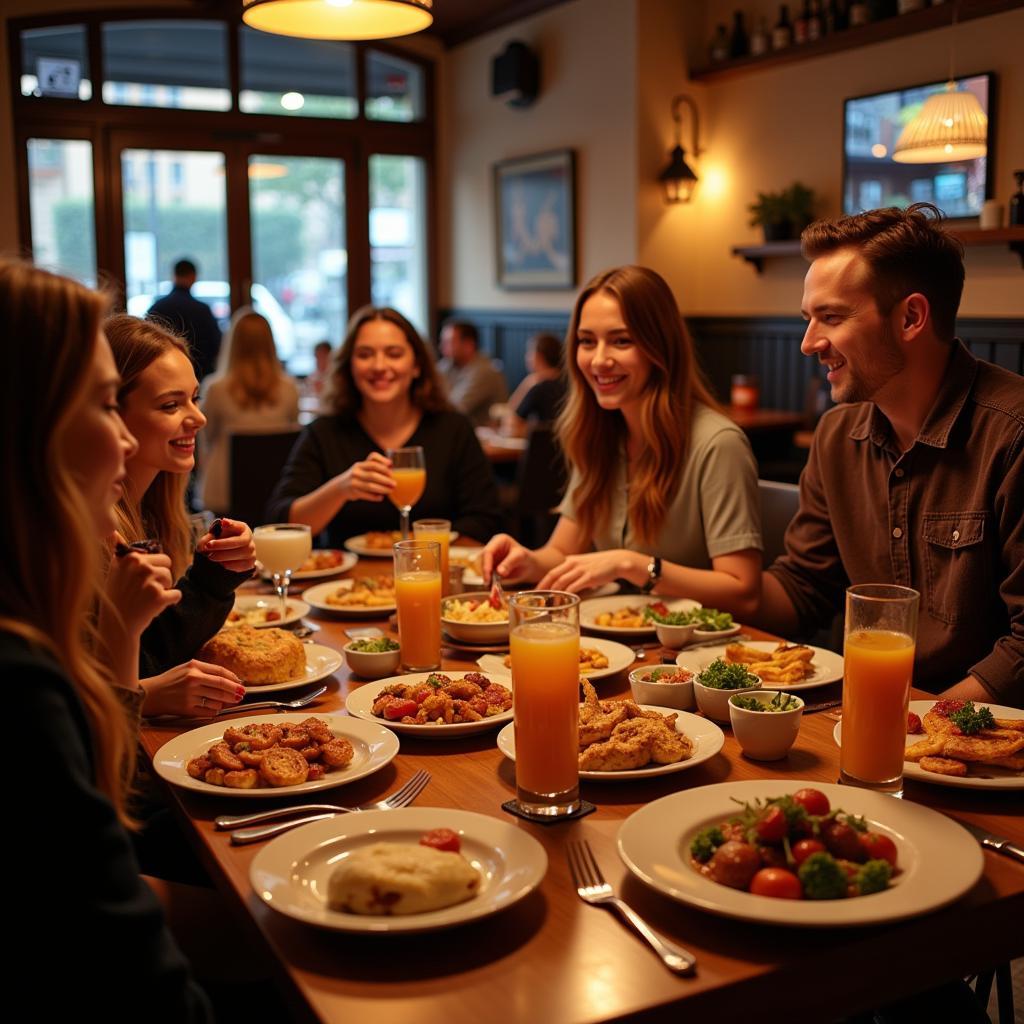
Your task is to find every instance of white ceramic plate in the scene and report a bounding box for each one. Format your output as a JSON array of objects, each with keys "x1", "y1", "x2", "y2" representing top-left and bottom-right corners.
[
  {"x1": 692, "y1": 623, "x2": 743, "y2": 642},
  {"x1": 833, "y1": 700, "x2": 1024, "y2": 791},
  {"x1": 250, "y1": 806, "x2": 547, "y2": 933},
  {"x1": 579, "y1": 596, "x2": 701, "y2": 637},
  {"x1": 344, "y1": 673, "x2": 513, "y2": 737},
  {"x1": 345, "y1": 532, "x2": 458, "y2": 559},
  {"x1": 617, "y1": 779, "x2": 983, "y2": 927},
  {"x1": 303, "y1": 578, "x2": 397, "y2": 617},
  {"x1": 497, "y1": 707, "x2": 724, "y2": 781},
  {"x1": 227, "y1": 594, "x2": 310, "y2": 629},
  {"x1": 260, "y1": 549, "x2": 357, "y2": 581},
  {"x1": 476, "y1": 636, "x2": 637, "y2": 684},
  {"x1": 239, "y1": 642, "x2": 344, "y2": 693},
  {"x1": 676, "y1": 640, "x2": 843, "y2": 691},
  {"x1": 449, "y1": 545, "x2": 485, "y2": 587},
  {"x1": 152, "y1": 713, "x2": 399, "y2": 798}
]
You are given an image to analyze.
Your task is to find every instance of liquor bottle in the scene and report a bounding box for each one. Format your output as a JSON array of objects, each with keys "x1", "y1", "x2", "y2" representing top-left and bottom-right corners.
[
  {"x1": 897, "y1": 0, "x2": 924, "y2": 11},
  {"x1": 869, "y1": 0, "x2": 897, "y2": 19},
  {"x1": 772, "y1": 4, "x2": 794, "y2": 49},
  {"x1": 825, "y1": 0, "x2": 849, "y2": 32},
  {"x1": 710, "y1": 23, "x2": 729, "y2": 61},
  {"x1": 750, "y1": 16, "x2": 770, "y2": 55},
  {"x1": 729, "y1": 10, "x2": 750, "y2": 58},
  {"x1": 794, "y1": 0, "x2": 811, "y2": 43},
  {"x1": 1010, "y1": 170, "x2": 1024, "y2": 227},
  {"x1": 848, "y1": 0, "x2": 869, "y2": 26},
  {"x1": 808, "y1": 0, "x2": 824, "y2": 39}
]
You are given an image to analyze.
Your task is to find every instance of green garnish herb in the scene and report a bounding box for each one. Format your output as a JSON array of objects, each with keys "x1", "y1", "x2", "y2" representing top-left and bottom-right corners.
[
  {"x1": 690, "y1": 826, "x2": 725, "y2": 863},
  {"x1": 697, "y1": 658, "x2": 759, "y2": 690},
  {"x1": 687, "y1": 608, "x2": 735, "y2": 631},
  {"x1": 797, "y1": 851, "x2": 849, "y2": 900},
  {"x1": 854, "y1": 859, "x2": 892, "y2": 896},
  {"x1": 349, "y1": 637, "x2": 400, "y2": 653},
  {"x1": 948, "y1": 701, "x2": 996, "y2": 735},
  {"x1": 730, "y1": 692, "x2": 800, "y2": 712}
]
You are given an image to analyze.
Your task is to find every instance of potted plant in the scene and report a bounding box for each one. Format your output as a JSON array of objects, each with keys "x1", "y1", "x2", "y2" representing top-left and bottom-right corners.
[{"x1": 748, "y1": 182, "x2": 817, "y2": 242}]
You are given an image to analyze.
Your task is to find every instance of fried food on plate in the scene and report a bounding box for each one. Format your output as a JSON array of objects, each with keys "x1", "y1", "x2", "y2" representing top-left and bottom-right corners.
[
  {"x1": 725, "y1": 642, "x2": 816, "y2": 682},
  {"x1": 325, "y1": 575, "x2": 396, "y2": 608},
  {"x1": 918, "y1": 756, "x2": 969, "y2": 777},
  {"x1": 909, "y1": 699, "x2": 1024, "y2": 778},
  {"x1": 199, "y1": 625, "x2": 305, "y2": 684}
]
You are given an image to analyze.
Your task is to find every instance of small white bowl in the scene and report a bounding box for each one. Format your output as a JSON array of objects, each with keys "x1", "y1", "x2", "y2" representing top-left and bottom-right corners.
[
  {"x1": 728, "y1": 690, "x2": 805, "y2": 760},
  {"x1": 629, "y1": 666, "x2": 696, "y2": 711},
  {"x1": 343, "y1": 641, "x2": 402, "y2": 680},
  {"x1": 693, "y1": 673, "x2": 762, "y2": 723},
  {"x1": 441, "y1": 592, "x2": 510, "y2": 645},
  {"x1": 692, "y1": 623, "x2": 742, "y2": 642},
  {"x1": 653, "y1": 621, "x2": 697, "y2": 649}
]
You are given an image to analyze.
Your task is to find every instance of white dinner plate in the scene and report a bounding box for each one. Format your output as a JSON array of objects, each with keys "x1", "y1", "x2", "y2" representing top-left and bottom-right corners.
[
  {"x1": 152, "y1": 712, "x2": 399, "y2": 799},
  {"x1": 250, "y1": 807, "x2": 547, "y2": 933},
  {"x1": 227, "y1": 594, "x2": 310, "y2": 629},
  {"x1": 676, "y1": 640, "x2": 843, "y2": 691},
  {"x1": 476, "y1": 636, "x2": 637, "y2": 684},
  {"x1": 259, "y1": 549, "x2": 357, "y2": 581},
  {"x1": 579, "y1": 596, "x2": 701, "y2": 637},
  {"x1": 344, "y1": 673, "x2": 513, "y2": 737},
  {"x1": 303, "y1": 578, "x2": 397, "y2": 617},
  {"x1": 833, "y1": 700, "x2": 1024, "y2": 791},
  {"x1": 497, "y1": 707, "x2": 724, "y2": 781},
  {"x1": 345, "y1": 532, "x2": 458, "y2": 558},
  {"x1": 237, "y1": 642, "x2": 344, "y2": 693},
  {"x1": 617, "y1": 779, "x2": 983, "y2": 927}
]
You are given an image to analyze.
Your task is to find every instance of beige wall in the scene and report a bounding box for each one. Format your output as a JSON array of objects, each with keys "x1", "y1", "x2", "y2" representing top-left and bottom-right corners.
[{"x1": 443, "y1": 0, "x2": 637, "y2": 311}]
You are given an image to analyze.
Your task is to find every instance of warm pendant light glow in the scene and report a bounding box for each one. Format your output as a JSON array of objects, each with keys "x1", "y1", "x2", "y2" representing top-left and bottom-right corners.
[
  {"x1": 248, "y1": 161, "x2": 289, "y2": 179},
  {"x1": 242, "y1": 0, "x2": 433, "y2": 40},
  {"x1": 892, "y1": 81, "x2": 988, "y2": 164}
]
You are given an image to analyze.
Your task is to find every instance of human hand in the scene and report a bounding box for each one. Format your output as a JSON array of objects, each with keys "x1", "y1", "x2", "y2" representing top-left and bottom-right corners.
[
  {"x1": 141, "y1": 659, "x2": 245, "y2": 718},
  {"x1": 198, "y1": 517, "x2": 256, "y2": 573},
  {"x1": 482, "y1": 533, "x2": 537, "y2": 585},
  {"x1": 537, "y1": 549, "x2": 640, "y2": 593},
  {"x1": 336, "y1": 451, "x2": 395, "y2": 503},
  {"x1": 104, "y1": 531, "x2": 182, "y2": 638}
]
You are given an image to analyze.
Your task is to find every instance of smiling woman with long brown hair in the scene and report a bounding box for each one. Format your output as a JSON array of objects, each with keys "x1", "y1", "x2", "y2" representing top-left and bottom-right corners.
[{"x1": 483, "y1": 265, "x2": 762, "y2": 616}]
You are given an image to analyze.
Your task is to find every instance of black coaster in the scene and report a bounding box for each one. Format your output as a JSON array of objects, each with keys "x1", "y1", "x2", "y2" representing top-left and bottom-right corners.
[{"x1": 501, "y1": 799, "x2": 597, "y2": 825}]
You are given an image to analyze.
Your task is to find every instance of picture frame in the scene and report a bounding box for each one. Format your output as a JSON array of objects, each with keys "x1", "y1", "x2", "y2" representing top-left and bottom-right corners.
[{"x1": 494, "y1": 149, "x2": 576, "y2": 290}]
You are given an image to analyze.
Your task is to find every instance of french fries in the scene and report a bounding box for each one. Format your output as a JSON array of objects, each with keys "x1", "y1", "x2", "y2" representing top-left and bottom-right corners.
[{"x1": 725, "y1": 642, "x2": 816, "y2": 683}]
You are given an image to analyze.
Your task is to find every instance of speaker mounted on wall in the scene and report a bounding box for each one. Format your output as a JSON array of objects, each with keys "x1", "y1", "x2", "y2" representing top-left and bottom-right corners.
[{"x1": 492, "y1": 41, "x2": 539, "y2": 109}]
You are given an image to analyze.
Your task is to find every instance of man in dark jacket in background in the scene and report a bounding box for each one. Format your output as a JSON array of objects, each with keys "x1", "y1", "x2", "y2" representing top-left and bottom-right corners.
[{"x1": 148, "y1": 258, "x2": 222, "y2": 381}]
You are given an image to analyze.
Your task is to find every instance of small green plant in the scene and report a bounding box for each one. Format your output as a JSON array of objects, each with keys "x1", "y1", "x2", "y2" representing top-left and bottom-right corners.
[{"x1": 748, "y1": 182, "x2": 817, "y2": 240}]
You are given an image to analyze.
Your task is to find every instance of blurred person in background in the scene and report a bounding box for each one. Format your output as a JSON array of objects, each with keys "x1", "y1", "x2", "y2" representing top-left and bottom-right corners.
[
  {"x1": 502, "y1": 332, "x2": 567, "y2": 436},
  {"x1": 148, "y1": 258, "x2": 223, "y2": 382},
  {"x1": 437, "y1": 319, "x2": 508, "y2": 426}
]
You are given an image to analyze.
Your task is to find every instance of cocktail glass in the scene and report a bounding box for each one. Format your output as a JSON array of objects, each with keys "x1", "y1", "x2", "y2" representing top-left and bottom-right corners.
[
  {"x1": 253, "y1": 523, "x2": 312, "y2": 619},
  {"x1": 386, "y1": 446, "x2": 426, "y2": 540}
]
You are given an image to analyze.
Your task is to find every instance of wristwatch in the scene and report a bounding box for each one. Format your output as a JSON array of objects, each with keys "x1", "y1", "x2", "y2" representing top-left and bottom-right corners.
[{"x1": 641, "y1": 555, "x2": 662, "y2": 594}]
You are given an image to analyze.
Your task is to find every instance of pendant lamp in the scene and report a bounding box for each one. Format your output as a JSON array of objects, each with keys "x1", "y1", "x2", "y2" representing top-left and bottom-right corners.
[{"x1": 242, "y1": 0, "x2": 433, "y2": 41}]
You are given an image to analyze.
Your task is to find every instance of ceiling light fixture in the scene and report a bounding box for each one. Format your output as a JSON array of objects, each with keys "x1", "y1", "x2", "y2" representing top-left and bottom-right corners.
[{"x1": 241, "y1": 0, "x2": 433, "y2": 41}]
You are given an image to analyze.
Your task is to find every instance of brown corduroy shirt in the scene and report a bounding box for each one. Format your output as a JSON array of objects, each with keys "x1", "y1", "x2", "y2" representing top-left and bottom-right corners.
[{"x1": 768, "y1": 341, "x2": 1024, "y2": 705}]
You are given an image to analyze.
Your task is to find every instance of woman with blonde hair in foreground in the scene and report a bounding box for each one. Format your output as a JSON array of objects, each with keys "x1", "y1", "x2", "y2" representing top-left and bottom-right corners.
[
  {"x1": 0, "y1": 259, "x2": 211, "y2": 1018},
  {"x1": 483, "y1": 265, "x2": 762, "y2": 615}
]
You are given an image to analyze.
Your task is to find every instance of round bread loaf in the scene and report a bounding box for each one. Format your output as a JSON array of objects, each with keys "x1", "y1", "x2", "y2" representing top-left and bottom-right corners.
[{"x1": 199, "y1": 625, "x2": 305, "y2": 684}]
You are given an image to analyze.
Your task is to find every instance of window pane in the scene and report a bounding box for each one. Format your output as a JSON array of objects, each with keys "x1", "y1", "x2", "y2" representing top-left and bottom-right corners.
[
  {"x1": 102, "y1": 21, "x2": 230, "y2": 111},
  {"x1": 121, "y1": 149, "x2": 228, "y2": 327},
  {"x1": 369, "y1": 154, "x2": 427, "y2": 333},
  {"x1": 239, "y1": 27, "x2": 356, "y2": 119},
  {"x1": 250, "y1": 156, "x2": 347, "y2": 375},
  {"x1": 20, "y1": 25, "x2": 92, "y2": 100},
  {"x1": 365, "y1": 50, "x2": 424, "y2": 123},
  {"x1": 27, "y1": 139, "x2": 96, "y2": 285}
]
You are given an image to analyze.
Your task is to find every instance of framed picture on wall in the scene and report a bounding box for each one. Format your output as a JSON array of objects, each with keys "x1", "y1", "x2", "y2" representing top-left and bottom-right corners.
[{"x1": 494, "y1": 149, "x2": 576, "y2": 290}]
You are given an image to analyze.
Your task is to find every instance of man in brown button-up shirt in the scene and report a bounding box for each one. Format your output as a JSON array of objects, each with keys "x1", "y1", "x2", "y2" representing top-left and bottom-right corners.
[{"x1": 758, "y1": 205, "x2": 1024, "y2": 706}]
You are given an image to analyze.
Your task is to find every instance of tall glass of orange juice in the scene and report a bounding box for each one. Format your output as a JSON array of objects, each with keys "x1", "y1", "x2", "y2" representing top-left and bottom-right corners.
[
  {"x1": 840, "y1": 584, "x2": 919, "y2": 796},
  {"x1": 386, "y1": 446, "x2": 426, "y2": 540},
  {"x1": 393, "y1": 539, "x2": 441, "y2": 671},
  {"x1": 509, "y1": 591, "x2": 580, "y2": 818},
  {"x1": 413, "y1": 519, "x2": 451, "y2": 596}
]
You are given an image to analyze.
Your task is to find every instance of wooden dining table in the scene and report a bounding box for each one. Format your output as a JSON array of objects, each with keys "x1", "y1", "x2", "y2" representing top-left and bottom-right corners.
[{"x1": 139, "y1": 561, "x2": 1024, "y2": 1024}]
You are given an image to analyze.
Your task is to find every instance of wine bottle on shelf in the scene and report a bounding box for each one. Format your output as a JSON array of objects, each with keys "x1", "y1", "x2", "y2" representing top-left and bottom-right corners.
[
  {"x1": 750, "y1": 16, "x2": 770, "y2": 55},
  {"x1": 772, "y1": 4, "x2": 794, "y2": 49},
  {"x1": 808, "y1": 0, "x2": 824, "y2": 40},
  {"x1": 729, "y1": 10, "x2": 750, "y2": 58},
  {"x1": 794, "y1": 0, "x2": 811, "y2": 43},
  {"x1": 710, "y1": 23, "x2": 729, "y2": 61},
  {"x1": 848, "y1": 0, "x2": 870, "y2": 26},
  {"x1": 869, "y1": 0, "x2": 897, "y2": 19},
  {"x1": 897, "y1": 0, "x2": 925, "y2": 12},
  {"x1": 1010, "y1": 170, "x2": 1024, "y2": 227},
  {"x1": 825, "y1": 0, "x2": 849, "y2": 32}
]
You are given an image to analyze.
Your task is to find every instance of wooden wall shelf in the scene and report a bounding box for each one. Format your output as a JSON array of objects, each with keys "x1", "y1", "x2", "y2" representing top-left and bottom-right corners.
[
  {"x1": 732, "y1": 227, "x2": 1024, "y2": 272},
  {"x1": 690, "y1": 0, "x2": 1024, "y2": 83}
]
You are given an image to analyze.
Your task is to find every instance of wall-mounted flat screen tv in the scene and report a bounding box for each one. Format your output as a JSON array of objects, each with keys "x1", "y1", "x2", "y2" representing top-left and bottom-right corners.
[{"x1": 843, "y1": 72, "x2": 994, "y2": 218}]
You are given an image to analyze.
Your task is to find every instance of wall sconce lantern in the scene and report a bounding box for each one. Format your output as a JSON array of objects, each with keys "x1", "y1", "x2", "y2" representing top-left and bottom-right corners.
[
  {"x1": 659, "y1": 94, "x2": 703, "y2": 204},
  {"x1": 241, "y1": 0, "x2": 433, "y2": 41}
]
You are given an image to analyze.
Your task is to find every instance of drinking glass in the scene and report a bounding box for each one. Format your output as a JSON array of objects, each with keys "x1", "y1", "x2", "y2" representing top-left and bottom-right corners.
[
  {"x1": 386, "y1": 446, "x2": 426, "y2": 540},
  {"x1": 253, "y1": 524, "x2": 312, "y2": 618},
  {"x1": 509, "y1": 591, "x2": 580, "y2": 818},
  {"x1": 413, "y1": 518, "x2": 451, "y2": 596},
  {"x1": 393, "y1": 539, "x2": 442, "y2": 671},
  {"x1": 840, "y1": 584, "x2": 919, "y2": 797}
]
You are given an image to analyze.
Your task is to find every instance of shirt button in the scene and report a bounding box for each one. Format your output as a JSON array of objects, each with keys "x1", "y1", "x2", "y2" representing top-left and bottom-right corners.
[
  {"x1": 894, "y1": 468, "x2": 905, "y2": 478},
  {"x1": 952, "y1": 529, "x2": 960, "y2": 542},
  {"x1": 892, "y1": 527, "x2": 903, "y2": 539}
]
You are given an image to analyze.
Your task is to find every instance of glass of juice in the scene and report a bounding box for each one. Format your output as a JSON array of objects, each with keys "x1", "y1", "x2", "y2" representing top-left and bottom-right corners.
[
  {"x1": 393, "y1": 539, "x2": 441, "y2": 671},
  {"x1": 386, "y1": 445, "x2": 426, "y2": 540},
  {"x1": 840, "y1": 583, "x2": 919, "y2": 797},
  {"x1": 253, "y1": 523, "x2": 312, "y2": 618},
  {"x1": 412, "y1": 518, "x2": 451, "y2": 596},
  {"x1": 509, "y1": 591, "x2": 581, "y2": 818}
]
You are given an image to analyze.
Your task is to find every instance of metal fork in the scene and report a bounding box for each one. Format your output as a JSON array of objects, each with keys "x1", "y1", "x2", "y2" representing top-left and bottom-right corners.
[
  {"x1": 215, "y1": 685, "x2": 327, "y2": 716},
  {"x1": 218, "y1": 769, "x2": 431, "y2": 845},
  {"x1": 567, "y1": 840, "x2": 696, "y2": 975}
]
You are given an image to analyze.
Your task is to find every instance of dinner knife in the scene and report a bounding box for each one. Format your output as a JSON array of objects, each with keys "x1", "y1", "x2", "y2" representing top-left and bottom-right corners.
[{"x1": 957, "y1": 820, "x2": 1024, "y2": 864}]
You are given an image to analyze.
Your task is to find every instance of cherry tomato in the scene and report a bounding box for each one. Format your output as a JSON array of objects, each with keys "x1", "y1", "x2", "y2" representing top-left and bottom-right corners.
[
  {"x1": 413, "y1": 687, "x2": 432, "y2": 704},
  {"x1": 749, "y1": 868, "x2": 802, "y2": 900},
  {"x1": 383, "y1": 699, "x2": 418, "y2": 720},
  {"x1": 859, "y1": 831, "x2": 898, "y2": 867},
  {"x1": 792, "y1": 788, "x2": 830, "y2": 817},
  {"x1": 755, "y1": 805, "x2": 788, "y2": 843},
  {"x1": 907, "y1": 712, "x2": 923, "y2": 734},
  {"x1": 792, "y1": 838, "x2": 826, "y2": 867},
  {"x1": 419, "y1": 828, "x2": 461, "y2": 853}
]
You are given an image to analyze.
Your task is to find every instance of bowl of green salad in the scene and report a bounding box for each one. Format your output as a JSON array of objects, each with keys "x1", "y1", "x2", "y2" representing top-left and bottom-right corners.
[
  {"x1": 643, "y1": 605, "x2": 738, "y2": 648},
  {"x1": 343, "y1": 636, "x2": 402, "y2": 679},
  {"x1": 728, "y1": 690, "x2": 804, "y2": 760},
  {"x1": 692, "y1": 658, "x2": 762, "y2": 722}
]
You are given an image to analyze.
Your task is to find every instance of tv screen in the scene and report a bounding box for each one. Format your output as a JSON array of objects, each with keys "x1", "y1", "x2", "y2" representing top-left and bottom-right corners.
[{"x1": 843, "y1": 73, "x2": 994, "y2": 218}]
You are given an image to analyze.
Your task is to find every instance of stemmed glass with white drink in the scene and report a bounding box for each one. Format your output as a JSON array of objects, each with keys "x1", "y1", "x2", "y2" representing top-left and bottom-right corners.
[{"x1": 253, "y1": 524, "x2": 312, "y2": 619}]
